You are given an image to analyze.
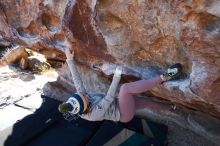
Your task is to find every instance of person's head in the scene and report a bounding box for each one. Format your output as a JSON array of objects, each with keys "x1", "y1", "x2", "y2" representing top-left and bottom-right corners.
[{"x1": 58, "y1": 93, "x2": 89, "y2": 114}]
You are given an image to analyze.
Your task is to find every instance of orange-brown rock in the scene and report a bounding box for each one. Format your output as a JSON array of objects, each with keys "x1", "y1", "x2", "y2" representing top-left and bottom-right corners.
[
  {"x1": 0, "y1": 0, "x2": 220, "y2": 143},
  {"x1": 0, "y1": 47, "x2": 29, "y2": 67}
]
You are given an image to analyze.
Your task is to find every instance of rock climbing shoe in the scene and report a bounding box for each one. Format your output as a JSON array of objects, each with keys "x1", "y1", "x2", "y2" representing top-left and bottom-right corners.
[{"x1": 161, "y1": 63, "x2": 182, "y2": 81}]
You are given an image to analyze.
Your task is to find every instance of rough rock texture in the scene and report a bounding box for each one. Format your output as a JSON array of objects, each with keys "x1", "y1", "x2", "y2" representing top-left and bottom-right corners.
[
  {"x1": 0, "y1": 0, "x2": 220, "y2": 145},
  {"x1": 0, "y1": 47, "x2": 29, "y2": 67}
]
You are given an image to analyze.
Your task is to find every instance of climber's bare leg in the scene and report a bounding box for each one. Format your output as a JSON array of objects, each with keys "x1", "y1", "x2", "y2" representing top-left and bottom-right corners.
[{"x1": 118, "y1": 76, "x2": 170, "y2": 123}]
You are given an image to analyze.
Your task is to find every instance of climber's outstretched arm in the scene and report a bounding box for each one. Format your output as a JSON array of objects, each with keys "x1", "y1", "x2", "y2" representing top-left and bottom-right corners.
[
  {"x1": 80, "y1": 67, "x2": 122, "y2": 121},
  {"x1": 106, "y1": 67, "x2": 122, "y2": 99},
  {"x1": 64, "y1": 47, "x2": 87, "y2": 94},
  {"x1": 96, "y1": 67, "x2": 122, "y2": 113}
]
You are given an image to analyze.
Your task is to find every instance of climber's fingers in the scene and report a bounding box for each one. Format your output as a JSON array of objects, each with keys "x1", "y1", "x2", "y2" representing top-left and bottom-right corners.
[{"x1": 115, "y1": 66, "x2": 123, "y2": 77}]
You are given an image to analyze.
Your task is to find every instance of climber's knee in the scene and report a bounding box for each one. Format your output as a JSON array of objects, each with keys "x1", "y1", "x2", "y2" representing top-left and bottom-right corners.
[{"x1": 119, "y1": 83, "x2": 129, "y2": 94}]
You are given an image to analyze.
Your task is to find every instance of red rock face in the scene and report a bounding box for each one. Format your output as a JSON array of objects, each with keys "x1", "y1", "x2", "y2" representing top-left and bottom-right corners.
[{"x1": 0, "y1": 0, "x2": 220, "y2": 119}]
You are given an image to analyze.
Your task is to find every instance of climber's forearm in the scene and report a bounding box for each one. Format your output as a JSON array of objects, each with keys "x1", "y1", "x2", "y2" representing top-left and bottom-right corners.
[
  {"x1": 88, "y1": 67, "x2": 122, "y2": 115},
  {"x1": 105, "y1": 67, "x2": 122, "y2": 101},
  {"x1": 106, "y1": 76, "x2": 121, "y2": 99},
  {"x1": 64, "y1": 47, "x2": 87, "y2": 94},
  {"x1": 66, "y1": 58, "x2": 87, "y2": 94}
]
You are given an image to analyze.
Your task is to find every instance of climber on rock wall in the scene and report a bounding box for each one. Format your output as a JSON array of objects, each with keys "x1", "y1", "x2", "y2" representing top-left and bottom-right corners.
[{"x1": 58, "y1": 47, "x2": 182, "y2": 123}]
